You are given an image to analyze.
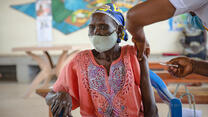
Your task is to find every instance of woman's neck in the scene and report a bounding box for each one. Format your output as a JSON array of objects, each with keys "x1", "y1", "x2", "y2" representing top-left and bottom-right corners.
[{"x1": 94, "y1": 44, "x2": 121, "y2": 61}]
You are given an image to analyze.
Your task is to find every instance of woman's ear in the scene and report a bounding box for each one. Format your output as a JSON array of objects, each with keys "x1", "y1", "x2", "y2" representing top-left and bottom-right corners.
[{"x1": 117, "y1": 25, "x2": 124, "y2": 39}]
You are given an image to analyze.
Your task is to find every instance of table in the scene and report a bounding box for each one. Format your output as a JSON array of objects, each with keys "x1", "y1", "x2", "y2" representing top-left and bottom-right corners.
[{"x1": 13, "y1": 45, "x2": 88, "y2": 98}]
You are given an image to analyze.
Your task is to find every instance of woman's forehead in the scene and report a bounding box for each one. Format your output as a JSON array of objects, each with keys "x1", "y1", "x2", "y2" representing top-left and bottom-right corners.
[{"x1": 90, "y1": 13, "x2": 117, "y2": 25}]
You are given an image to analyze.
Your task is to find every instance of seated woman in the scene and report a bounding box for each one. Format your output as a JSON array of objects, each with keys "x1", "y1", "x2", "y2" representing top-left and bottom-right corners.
[{"x1": 45, "y1": 3, "x2": 158, "y2": 117}]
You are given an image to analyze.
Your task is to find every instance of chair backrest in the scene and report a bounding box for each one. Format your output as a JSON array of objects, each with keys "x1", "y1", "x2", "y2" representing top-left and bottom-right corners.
[{"x1": 149, "y1": 70, "x2": 182, "y2": 117}]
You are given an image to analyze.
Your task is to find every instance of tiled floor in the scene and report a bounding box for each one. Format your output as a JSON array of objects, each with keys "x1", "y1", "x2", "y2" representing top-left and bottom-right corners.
[{"x1": 0, "y1": 82, "x2": 207, "y2": 117}]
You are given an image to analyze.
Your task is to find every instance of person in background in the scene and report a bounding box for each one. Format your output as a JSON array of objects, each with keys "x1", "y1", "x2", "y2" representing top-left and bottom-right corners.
[
  {"x1": 178, "y1": 22, "x2": 207, "y2": 86},
  {"x1": 180, "y1": 12, "x2": 207, "y2": 60},
  {"x1": 45, "y1": 3, "x2": 158, "y2": 117},
  {"x1": 126, "y1": 0, "x2": 208, "y2": 61}
]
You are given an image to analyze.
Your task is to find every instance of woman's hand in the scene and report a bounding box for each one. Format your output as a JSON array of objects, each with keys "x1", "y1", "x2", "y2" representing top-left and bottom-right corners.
[{"x1": 45, "y1": 91, "x2": 72, "y2": 117}]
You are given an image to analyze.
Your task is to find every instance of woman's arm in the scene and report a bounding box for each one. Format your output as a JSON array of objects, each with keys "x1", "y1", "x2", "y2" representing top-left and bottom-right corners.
[{"x1": 139, "y1": 55, "x2": 158, "y2": 117}]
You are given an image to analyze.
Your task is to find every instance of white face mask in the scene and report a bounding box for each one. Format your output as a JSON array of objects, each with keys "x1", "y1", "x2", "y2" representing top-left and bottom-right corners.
[{"x1": 89, "y1": 31, "x2": 118, "y2": 53}]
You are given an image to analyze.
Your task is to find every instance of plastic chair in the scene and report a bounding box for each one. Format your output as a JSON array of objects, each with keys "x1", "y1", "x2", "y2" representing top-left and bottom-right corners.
[{"x1": 150, "y1": 70, "x2": 182, "y2": 117}]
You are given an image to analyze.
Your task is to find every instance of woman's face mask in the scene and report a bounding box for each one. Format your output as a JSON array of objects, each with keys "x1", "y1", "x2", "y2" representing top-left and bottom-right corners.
[
  {"x1": 89, "y1": 31, "x2": 118, "y2": 53},
  {"x1": 187, "y1": 14, "x2": 205, "y2": 30}
]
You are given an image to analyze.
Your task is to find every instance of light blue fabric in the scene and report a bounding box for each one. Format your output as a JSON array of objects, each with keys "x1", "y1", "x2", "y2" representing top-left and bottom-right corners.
[
  {"x1": 149, "y1": 70, "x2": 182, "y2": 117},
  {"x1": 187, "y1": 14, "x2": 205, "y2": 30}
]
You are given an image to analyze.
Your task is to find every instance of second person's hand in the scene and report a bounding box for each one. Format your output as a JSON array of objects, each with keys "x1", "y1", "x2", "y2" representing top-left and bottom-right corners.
[{"x1": 167, "y1": 57, "x2": 193, "y2": 77}]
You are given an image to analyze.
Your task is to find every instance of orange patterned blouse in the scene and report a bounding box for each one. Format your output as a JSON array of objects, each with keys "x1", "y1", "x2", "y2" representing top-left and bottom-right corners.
[{"x1": 53, "y1": 45, "x2": 144, "y2": 117}]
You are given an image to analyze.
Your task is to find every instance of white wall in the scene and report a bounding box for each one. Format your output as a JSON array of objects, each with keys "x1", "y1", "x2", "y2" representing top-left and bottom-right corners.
[
  {"x1": 0, "y1": 0, "x2": 207, "y2": 55},
  {"x1": 0, "y1": 0, "x2": 91, "y2": 55}
]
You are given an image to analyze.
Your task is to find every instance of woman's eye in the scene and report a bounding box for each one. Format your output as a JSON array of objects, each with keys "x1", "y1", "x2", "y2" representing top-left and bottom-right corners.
[
  {"x1": 101, "y1": 26, "x2": 105, "y2": 30},
  {"x1": 89, "y1": 25, "x2": 95, "y2": 30},
  {"x1": 100, "y1": 25, "x2": 107, "y2": 30}
]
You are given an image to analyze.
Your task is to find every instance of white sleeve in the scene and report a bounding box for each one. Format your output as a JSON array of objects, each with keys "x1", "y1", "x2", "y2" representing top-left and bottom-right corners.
[{"x1": 169, "y1": 0, "x2": 208, "y2": 16}]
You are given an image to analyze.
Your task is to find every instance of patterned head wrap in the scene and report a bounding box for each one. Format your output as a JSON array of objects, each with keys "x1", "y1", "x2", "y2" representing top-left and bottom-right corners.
[{"x1": 93, "y1": 3, "x2": 128, "y2": 43}]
